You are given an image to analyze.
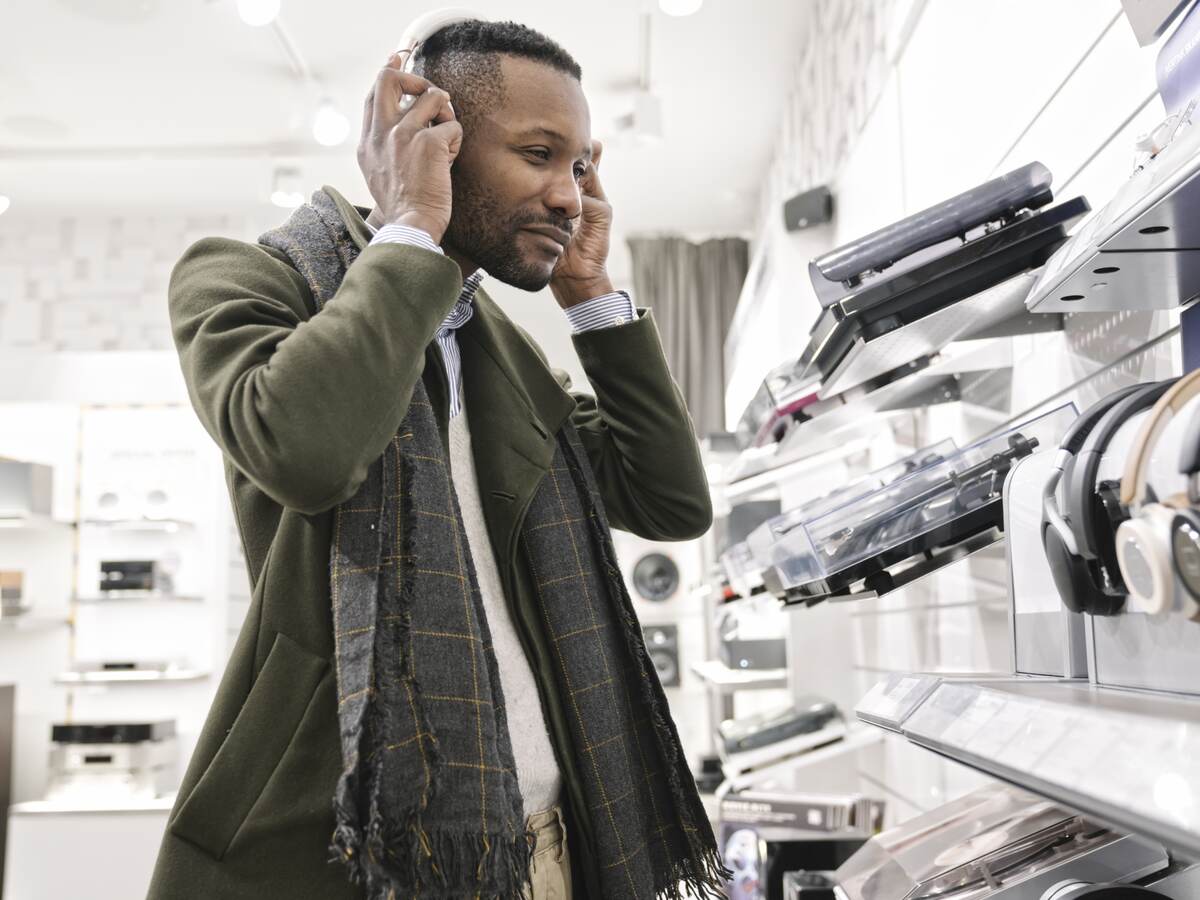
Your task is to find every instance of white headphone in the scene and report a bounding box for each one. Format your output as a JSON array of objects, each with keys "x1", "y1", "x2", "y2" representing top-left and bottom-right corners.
[
  {"x1": 397, "y1": 8, "x2": 485, "y2": 71},
  {"x1": 1114, "y1": 369, "x2": 1200, "y2": 615}
]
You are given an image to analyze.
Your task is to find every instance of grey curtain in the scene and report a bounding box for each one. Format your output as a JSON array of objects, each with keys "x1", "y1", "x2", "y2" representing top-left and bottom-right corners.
[{"x1": 627, "y1": 236, "x2": 749, "y2": 436}]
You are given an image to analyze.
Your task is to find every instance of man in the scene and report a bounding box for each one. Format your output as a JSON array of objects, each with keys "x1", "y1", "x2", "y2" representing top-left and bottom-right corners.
[{"x1": 149, "y1": 18, "x2": 728, "y2": 900}]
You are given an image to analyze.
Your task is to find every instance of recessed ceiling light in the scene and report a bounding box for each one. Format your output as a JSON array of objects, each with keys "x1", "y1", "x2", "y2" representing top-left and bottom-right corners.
[
  {"x1": 659, "y1": 0, "x2": 703, "y2": 16},
  {"x1": 237, "y1": 0, "x2": 280, "y2": 27},
  {"x1": 0, "y1": 196, "x2": 10, "y2": 217},
  {"x1": 312, "y1": 99, "x2": 350, "y2": 147}
]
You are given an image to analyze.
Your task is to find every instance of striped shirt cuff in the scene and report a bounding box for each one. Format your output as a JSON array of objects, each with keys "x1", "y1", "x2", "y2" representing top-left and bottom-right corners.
[
  {"x1": 564, "y1": 291, "x2": 637, "y2": 333},
  {"x1": 367, "y1": 222, "x2": 444, "y2": 256}
]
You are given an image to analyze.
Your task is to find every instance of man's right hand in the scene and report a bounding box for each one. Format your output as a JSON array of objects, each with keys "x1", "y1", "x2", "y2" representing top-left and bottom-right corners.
[{"x1": 357, "y1": 52, "x2": 461, "y2": 243}]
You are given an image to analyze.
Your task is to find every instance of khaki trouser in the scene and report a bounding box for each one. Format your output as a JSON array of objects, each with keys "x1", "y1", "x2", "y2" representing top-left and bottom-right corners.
[{"x1": 521, "y1": 805, "x2": 572, "y2": 900}]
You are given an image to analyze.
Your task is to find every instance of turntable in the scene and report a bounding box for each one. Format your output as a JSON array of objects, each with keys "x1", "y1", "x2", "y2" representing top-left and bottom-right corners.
[
  {"x1": 758, "y1": 405, "x2": 1076, "y2": 605},
  {"x1": 802, "y1": 162, "x2": 1087, "y2": 395},
  {"x1": 831, "y1": 785, "x2": 1168, "y2": 900}
]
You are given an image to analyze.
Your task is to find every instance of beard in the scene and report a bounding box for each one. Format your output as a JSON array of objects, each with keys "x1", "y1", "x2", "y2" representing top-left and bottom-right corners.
[{"x1": 443, "y1": 174, "x2": 574, "y2": 292}]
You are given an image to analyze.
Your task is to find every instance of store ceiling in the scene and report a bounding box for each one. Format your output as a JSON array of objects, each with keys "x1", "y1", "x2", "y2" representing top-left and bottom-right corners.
[{"x1": 0, "y1": 0, "x2": 807, "y2": 235}]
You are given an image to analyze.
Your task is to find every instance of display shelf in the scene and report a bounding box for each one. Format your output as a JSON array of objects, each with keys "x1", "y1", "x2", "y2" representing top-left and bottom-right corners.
[
  {"x1": 78, "y1": 518, "x2": 195, "y2": 533},
  {"x1": 0, "y1": 514, "x2": 75, "y2": 532},
  {"x1": 724, "y1": 437, "x2": 873, "y2": 501},
  {"x1": 54, "y1": 668, "x2": 209, "y2": 685},
  {"x1": 858, "y1": 675, "x2": 1200, "y2": 860},
  {"x1": 1027, "y1": 118, "x2": 1200, "y2": 313},
  {"x1": 690, "y1": 659, "x2": 788, "y2": 691},
  {"x1": 718, "y1": 725, "x2": 885, "y2": 795},
  {"x1": 777, "y1": 339, "x2": 1013, "y2": 460},
  {"x1": 10, "y1": 795, "x2": 176, "y2": 815},
  {"x1": 815, "y1": 272, "x2": 1059, "y2": 398},
  {"x1": 73, "y1": 592, "x2": 204, "y2": 604},
  {"x1": 0, "y1": 615, "x2": 72, "y2": 633}
]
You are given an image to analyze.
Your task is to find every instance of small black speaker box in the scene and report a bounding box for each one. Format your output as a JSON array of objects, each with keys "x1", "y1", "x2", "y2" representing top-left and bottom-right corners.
[{"x1": 782, "y1": 185, "x2": 834, "y2": 232}]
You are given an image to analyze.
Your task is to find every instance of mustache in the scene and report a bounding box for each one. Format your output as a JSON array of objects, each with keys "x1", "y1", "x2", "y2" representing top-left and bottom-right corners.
[{"x1": 511, "y1": 212, "x2": 575, "y2": 238}]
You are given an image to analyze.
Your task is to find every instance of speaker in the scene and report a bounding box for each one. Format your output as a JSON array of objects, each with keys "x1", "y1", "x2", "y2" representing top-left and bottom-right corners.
[
  {"x1": 642, "y1": 624, "x2": 679, "y2": 687},
  {"x1": 782, "y1": 185, "x2": 834, "y2": 232}
]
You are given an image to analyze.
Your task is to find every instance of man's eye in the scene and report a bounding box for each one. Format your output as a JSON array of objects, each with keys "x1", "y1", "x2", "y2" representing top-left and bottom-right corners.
[
  {"x1": 527, "y1": 149, "x2": 551, "y2": 161},
  {"x1": 574, "y1": 165, "x2": 587, "y2": 180}
]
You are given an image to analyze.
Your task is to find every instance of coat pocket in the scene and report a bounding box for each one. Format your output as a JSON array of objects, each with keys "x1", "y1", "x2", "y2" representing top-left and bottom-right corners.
[{"x1": 169, "y1": 631, "x2": 328, "y2": 859}]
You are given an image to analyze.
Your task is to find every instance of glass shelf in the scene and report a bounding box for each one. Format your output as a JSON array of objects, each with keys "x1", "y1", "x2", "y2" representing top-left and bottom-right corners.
[
  {"x1": 858, "y1": 674, "x2": 1200, "y2": 861},
  {"x1": 73, "y1": 592, "x2": 203, "y2": 604},
  {"x1": 0, "y1": 515, "x2": 75, "y2": 532},
  {"x1": 54, "y1": 668, "x2": 209, "y2": 685},
  {"x1": 0, "y1": 615, "x2": 72, "y2": 633},
  {"x1": 78, "y1": 518, "x2": 195, "y2": 532},
  {"x1": 690, "y1": 659, "x2": 788, "y2": 691}
]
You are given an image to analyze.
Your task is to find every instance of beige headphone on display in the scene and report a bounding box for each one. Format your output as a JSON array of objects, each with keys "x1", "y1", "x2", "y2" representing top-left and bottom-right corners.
[{"x1": 1115, "y1": 368, "x2": 1200, "y2": 616}]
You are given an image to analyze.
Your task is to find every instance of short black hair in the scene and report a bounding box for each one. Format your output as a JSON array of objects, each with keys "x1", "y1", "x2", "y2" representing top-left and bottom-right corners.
[{"x1": 415, "y1": 20, "x2": 582, "y2": 136}]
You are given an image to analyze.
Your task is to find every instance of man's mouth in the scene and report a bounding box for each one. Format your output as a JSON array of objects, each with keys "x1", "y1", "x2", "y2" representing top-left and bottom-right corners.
[{"x1": 521, "y1": 225, "x2": 572, "y2": 250}]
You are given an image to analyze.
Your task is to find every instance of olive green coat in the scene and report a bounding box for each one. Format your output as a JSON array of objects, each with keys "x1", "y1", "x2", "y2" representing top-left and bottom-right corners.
[{"x1": 147, "y1": 187, "x2": 712, "y2": 899}]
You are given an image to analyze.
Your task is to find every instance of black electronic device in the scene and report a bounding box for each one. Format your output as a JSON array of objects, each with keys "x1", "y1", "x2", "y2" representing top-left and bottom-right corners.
[
  {"x1": 51, "y1": 721, "x2": 176, "y2": 744},
  {"x1": 783, "y1": 433, "x2": 1038, "y2": 604},
  {"x1": 1043, "y1": 882, "x2": 1168, "y2": 899},
  {"x1": 1041, "y1": 381, "x2": 1172, "y2": 616},
  {"x1": 783, "y1": 185, "x2": 834, "y2": 232},
  {"x1": 719, "y1": 698, "x2": 840, "y2": 755},
  {"x1": 802, "y1": 162, "x2": 1087, "y2": 391},
  {"x1": 99, "y1": 559, "x2": 158, "y2": 593},
  {"x1": 782, "y1": 871, "x2": 839, "y2": 899}
]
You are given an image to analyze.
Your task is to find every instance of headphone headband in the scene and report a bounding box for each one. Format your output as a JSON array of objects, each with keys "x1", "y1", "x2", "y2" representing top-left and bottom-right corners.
[
  {"x1": 1065, "y1": 380, "x2": 1173, "y2": 558},
  {"x1": 1057, "y1": 385, "x2": 1146, "y2": 456},
  {"x1": 1120, "y1": 370, "x2": 1200, "y2": 506},
  {"x1": 397, "y1": 7, "x2": 486, "y2": 72}
]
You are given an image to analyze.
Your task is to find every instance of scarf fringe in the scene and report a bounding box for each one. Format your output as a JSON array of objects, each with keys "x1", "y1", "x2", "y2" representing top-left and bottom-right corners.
[{"x1": 331, "y1": 812, "x2": 533, "y2": 899}]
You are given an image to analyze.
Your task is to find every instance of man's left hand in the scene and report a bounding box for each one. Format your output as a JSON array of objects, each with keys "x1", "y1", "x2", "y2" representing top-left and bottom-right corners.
[{"x1": 551, "y1": 139, "x2": 614, "y2": 308}]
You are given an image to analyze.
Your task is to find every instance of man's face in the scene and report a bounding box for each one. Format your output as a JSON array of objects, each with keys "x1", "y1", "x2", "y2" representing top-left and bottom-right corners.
[{"x1": 444, "y1": 55, "x2": 592, "y2": 292}]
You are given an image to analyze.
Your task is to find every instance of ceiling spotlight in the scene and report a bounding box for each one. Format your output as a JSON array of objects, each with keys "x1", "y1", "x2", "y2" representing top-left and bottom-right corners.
[
  {"x1": 0, "y1": 195, "x2": 9, "y2": 216},
  {"x1": 270, "y1": 167, "x2": 304, "y2": 208},
  {"x1": 237, "y1": 0, "x2": 280, "y2": 27},
  {"x1": 659, "y1": 0, "x2": 703, "y2": 16},
  {"x1": 312, "y1": 98, "x2": 350, "y2": 147}
]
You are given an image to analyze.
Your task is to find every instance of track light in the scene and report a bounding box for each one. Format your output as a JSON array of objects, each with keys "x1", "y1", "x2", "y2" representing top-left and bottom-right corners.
[
  {"x1": 312, "y1": 98, "x2": 350, "y2": 147},
  {"x1": 237, "y1": 0, "x2": 280, "y2": 27}
]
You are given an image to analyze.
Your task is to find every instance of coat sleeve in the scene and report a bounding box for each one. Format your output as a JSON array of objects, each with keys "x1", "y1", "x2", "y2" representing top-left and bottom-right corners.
[
  {"x1": 556, "y1": 308, "x2": 713, "y2": 541},
  {"x1": 168, "y1": 237, "x2": 463, "y2": 515}
]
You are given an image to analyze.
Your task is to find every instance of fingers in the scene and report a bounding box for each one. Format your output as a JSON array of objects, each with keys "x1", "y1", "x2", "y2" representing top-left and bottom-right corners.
[
  {"x1": 371, "y1": 62, "x2": 436, "y2": 132},
  {"x1": 399, "y1": 84, "x2": 456, "y2": 132},
  {"x1": 591, "y1": 139, "x2": 604, "y2": 170},
  {"x1": 581, "y1": 159, "x2": 608, "y2": 203},
  {"x1": 428, "y1": 119, "x2": 465, "y2": 161}
]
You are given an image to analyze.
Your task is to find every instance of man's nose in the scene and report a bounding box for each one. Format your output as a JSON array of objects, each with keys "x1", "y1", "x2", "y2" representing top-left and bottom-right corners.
[{"x1": 545, "y1": 167, "x2": 583, "y2": 221}]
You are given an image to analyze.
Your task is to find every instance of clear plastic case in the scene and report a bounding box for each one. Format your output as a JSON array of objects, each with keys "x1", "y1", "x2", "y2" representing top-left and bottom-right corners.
[
  {"x1": 759, "y1": 404, "x2": 1077, "y2": 601},
  {"x1": 744, "y1": 439, "x2": 959, "y2": 572}
]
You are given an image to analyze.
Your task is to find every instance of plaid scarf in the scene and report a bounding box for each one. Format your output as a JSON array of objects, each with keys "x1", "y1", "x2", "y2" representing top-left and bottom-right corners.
[{"x1": 259, "y1": 190, "x2": 730, "y2": 900}]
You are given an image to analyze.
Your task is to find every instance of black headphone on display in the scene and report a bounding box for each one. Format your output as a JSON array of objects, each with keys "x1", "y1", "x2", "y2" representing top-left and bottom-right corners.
[{"x1": 1041, "y1": 381, "x2": 1174, "y2": 616}]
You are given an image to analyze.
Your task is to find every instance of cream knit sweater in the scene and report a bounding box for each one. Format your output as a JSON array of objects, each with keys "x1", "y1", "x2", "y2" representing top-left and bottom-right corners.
[{"x1": 448, "y1": 402, "x2": 563, "y2": 817}]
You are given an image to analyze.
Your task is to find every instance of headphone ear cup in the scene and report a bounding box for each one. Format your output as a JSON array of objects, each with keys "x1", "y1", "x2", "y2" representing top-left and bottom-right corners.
[
  {"x1": 1043, "y1": 521, "x2": 1093, "y2": 615},
  {"x1": 1170, "y1": 508, "x2": 1200, "y2": 611},
  {"x1": 1042, "y1": 521, "x2": 1126, "y2": 616},
  {"x1": 1116, "y1": 505, "x2": 1176, "y2": 615}
]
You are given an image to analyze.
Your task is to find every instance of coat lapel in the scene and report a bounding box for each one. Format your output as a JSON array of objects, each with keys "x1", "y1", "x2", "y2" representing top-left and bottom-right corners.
[{"x1": 459, "y1": 288, "x2": 577, "y2": 568}]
